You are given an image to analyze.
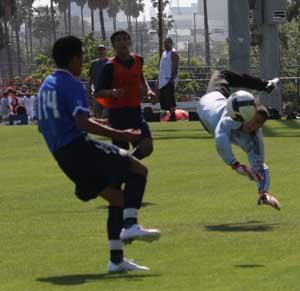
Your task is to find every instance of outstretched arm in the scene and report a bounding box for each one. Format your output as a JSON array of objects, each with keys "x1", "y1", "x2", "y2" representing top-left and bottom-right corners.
[
  {"x1": 76, "y1": 113, "x2": 141, "y2": 143},
  {"x1": 246, "y1": 129, "x2": 270, "y2": 193}
]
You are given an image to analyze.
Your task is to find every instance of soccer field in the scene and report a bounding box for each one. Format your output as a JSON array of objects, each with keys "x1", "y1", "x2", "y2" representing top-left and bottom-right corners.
[{"x1": 1, "y1": 121, "x2": 300, "y2": 291}]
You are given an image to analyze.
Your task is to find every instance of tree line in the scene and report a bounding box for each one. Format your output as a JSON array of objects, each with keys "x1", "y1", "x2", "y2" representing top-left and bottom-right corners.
[{"x1": 0, "y1": 0, "x2": 173, "y2": 79}]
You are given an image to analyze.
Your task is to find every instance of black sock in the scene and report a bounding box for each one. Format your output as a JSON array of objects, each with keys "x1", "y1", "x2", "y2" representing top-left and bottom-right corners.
[
  {"x1": 110, "y1": 250, "x2": 123, "y2": 264},
  {"x1": 107, "y1": 206, "x2": 123, "y2": 263},
  {"x1": 124, "y1": 217, "x2": 138, "y2": 229},
  {"x1": 107, "y1": 206, "x2": 123, "y2": 239}
]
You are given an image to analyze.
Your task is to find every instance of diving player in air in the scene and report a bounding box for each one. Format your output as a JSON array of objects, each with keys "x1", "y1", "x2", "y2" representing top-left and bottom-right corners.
[{"x1": 196, "y1": 70, "x2": 281, "y2": 210}]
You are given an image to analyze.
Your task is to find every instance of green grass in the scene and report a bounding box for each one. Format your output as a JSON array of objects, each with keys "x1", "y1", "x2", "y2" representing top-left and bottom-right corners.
[{"x1": 1, "y1": 120, "x2": 300, "y2": 291}]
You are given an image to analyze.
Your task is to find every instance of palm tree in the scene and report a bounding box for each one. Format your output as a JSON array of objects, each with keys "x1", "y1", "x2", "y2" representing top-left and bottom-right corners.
[
  {"x1": 107, "y1": 0, "x2": 121, "y2": 31},
  {"x1": 87, "y1": 0, "x2": 97, "y2": 35},
  {"x1": 73, "y1": 0, "x2": 87, "y2": 36},
  {"x1": 14, "y1": 1, "x2": 22, "y2": 76},
  {"x1": 50, "y1": 0, "x2": 57, "y2": 40},
  {"x1": 0, "y1": 0, "x2": 17, "y2": 77},
  {"x1": 150, "y1": 0, "x2": 174, "y2": 36},
  {"x1": 97, "y1": 0, "x2": 109, "y2": 41},
  {"x1": 121, "y1": 0, "x2": 133, "y2": 36},
  {"x1": 24, "y1": 0, "x2": 34, "y2": 63},
  {"x1": 131, "y1": 0, "x2": 144, "y2": 53},
  {"x1": 55, "y1": 0, "x2": 69, "y2": 34}
]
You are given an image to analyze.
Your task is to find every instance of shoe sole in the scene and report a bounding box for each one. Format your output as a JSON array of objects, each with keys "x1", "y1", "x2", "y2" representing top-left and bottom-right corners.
[{"x1": 122, "y1": 232, "x2": 161, "y2": 244}]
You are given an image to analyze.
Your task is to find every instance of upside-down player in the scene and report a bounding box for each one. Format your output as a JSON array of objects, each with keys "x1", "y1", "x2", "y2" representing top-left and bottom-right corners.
[{"x1": 196, "y1": 70, "x2": 281, "y2": 210}]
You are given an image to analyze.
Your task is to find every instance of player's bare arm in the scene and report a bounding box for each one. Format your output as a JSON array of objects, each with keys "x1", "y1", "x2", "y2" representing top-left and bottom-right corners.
[
  {"x1": 171, "y1": 52, "x2": 179, "y2": 81},
  {"x1": 95, "y1": 88, "x2": 125, "y2": 98},
  {"x1": 141, "y1": 72, "x2": 156, "y2": 103},
  {"x1": 75, "y1": 113, "x2": 141, "y2": 142}
]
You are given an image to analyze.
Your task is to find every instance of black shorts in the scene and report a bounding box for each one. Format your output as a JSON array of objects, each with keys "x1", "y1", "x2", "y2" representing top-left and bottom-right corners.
[
  {"x1": 159, "y1": 82, "x2": 176, "y2": 111},
  {"x1": 53, "y1": 136, "x2": 131, "y2": 202},
  {"x1": 108, "y1": 107, "x2": 152, "y2": 149}
]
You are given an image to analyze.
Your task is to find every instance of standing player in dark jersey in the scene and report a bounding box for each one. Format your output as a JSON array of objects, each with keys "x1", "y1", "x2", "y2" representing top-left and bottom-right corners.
[
  {"x1": 37, "y1": 36, "x2": 160, "y2": 273},
  {"x1": 95, "y1": 30, "x2": 156, "y2": 160}
]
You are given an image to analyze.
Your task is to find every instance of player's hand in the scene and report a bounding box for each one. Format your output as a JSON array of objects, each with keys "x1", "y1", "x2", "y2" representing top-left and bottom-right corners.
[
  {"x1": 111, "y1": 88, "x2": 125, "y2": 98},
  {"x1": 147, "y1": 89, "x2": 157, "y2": 104},
  {"x1": 266, "y1": 77, "x2": 280, "y2": 93},
  {"x1": 88, "y1": 89, "x2": 93, "y2": 97},
  {"x1": 118, "y1": 129, "x2": 142, "y2": 142},
  {"x1": 231, "y1": 162, "x2": 263, "y2": 182}
]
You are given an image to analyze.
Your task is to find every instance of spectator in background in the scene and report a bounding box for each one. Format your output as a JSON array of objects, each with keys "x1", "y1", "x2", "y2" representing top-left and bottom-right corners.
[
  {"x1": 88, "y1": 44, "x2": 109, "y2": 117},
  {"x1": 8, "y1": 89, "x2": 19, "y2": 115},
  {"x1": 0, "y1": 90, "x2": 10, "y2": 124},
  {"x1": 158, "y1": 37, "x2": 180, "y2": 121}
]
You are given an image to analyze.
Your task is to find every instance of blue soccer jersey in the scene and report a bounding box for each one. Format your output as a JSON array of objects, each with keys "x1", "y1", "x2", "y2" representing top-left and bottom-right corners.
[{"x1": 37, "y1": 69, "x2": 90, "y2": 153}]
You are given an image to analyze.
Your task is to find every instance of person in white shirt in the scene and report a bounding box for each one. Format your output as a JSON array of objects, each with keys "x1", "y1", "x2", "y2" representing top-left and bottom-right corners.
[
  {"x1": 0, "y1": 90, "x2": 11, "y2": 124},
  {"x1": 23, "y1": 93, "x2": 34, "y2": 122},
  {"x1": 158, "y1": 37, "x2": 179, "y2": 121},
  {"x1": 197, "y1": 70, "x2": 281, "y2": 210}
]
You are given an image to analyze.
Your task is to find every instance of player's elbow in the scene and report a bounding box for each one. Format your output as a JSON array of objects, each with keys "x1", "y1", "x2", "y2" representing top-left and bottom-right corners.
[{"x1": 75, "y1": 114, "x2": 90, "y2": 131}]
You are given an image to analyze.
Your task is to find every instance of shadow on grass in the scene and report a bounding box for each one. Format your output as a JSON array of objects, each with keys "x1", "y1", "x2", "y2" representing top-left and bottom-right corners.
[
  {"x1": 95, "y1": 201, "x2": 157, "y2": 210},
  {"x1": 153, "y1": 134, "x2": 211, "y2": 140},
  {"x1": 36, "y1": 273, "x2": 161, "y2": 285},
  {"x1": 234, "y1": 264, "x2": 265, "y2": 268},
  {"x1": 205, "y1": 220, "x2": 279, "y2": 232},
  {"x1": 153, "y1": 128, "x2": 203, "y2": 132},
  {"x1": 263, "y1": 120, "x2": 300, "y2": 138}
]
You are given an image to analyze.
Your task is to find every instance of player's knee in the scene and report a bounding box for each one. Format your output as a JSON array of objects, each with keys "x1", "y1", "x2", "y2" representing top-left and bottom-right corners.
[
  {"x1": 141, "y1": 142, "x2": 153, "y2": 158},
  {"x1": 130, "y1": 158, "x2": 148, "y2": 177}
]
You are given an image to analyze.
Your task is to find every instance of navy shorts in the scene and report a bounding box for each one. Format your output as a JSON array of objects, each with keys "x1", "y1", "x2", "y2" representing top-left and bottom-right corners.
[
  {"x1": 53, "y1": 136, "x2": 131, "y2": 202},
  {"x1": 108, "y1": 107, "x2": 152, "y2": 149}
]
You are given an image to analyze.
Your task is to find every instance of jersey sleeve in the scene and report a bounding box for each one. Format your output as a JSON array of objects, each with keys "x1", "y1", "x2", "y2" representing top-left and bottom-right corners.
[
  {"x1": 64, "y1": 80, "x2": 90, "y2": 117},
  {"x1": 214, "y1": 116, "x2": 241, "y2": 165},
  {"x1": 246, "y1": 129, "x2": 270, "y2": 193}
]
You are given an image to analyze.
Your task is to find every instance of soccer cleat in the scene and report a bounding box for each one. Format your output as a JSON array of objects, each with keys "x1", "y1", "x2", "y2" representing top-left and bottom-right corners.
[
  {"x1": 257, "y1": 192, "x2": 281, "y2": 211},
  {"x1": 107, "y1": 258, "x2": 150, "y2": 273},
  {"x1": 120, "y1": 224, "x2": 161, "y2": 244},
  {"x1": 266, "y1": 77, "x2": 280, "y2": 93}
]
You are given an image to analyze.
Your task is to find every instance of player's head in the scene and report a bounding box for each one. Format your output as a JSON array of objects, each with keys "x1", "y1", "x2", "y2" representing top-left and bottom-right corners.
[
  {"x1": 97, "y1": 44, "x2": 106, "y2": 58},
  {"x1": 164, "y1": 37, "x2": 173, "y2": 50},
  {"x1": 242, "y1": 104, "x2": 269, "y2": 134},
  {"x1": 52, "y1": 36, "x2": 84, "y2": 76},
  {"x1": 110, "y1": 30, "x2": 131, "y2": 53}
]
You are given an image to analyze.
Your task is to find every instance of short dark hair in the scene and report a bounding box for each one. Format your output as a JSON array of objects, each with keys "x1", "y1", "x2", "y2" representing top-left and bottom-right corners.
[
  {"x1": 52, "y1": 36, "x2": 83, "y2": 68},
  {"x1": 110, "y1": 30, "x2": 131, "y2": 44},
  {"x1": 164, "y1": 37, "x2": 173, "y2": 44},
  {"x1": 256, "y1": 104, "x2": 269, "y2": 121}
]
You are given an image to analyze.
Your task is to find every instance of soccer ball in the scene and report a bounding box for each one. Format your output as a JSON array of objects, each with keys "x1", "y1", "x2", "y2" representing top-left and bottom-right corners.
[{"x1": 226, "y1": 90, "x2": 256, "y2": 122}]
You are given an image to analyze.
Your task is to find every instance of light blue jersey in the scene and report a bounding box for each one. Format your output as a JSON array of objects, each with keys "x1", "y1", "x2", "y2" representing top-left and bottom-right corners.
[
  {"x1": 197, "y1": 91, "x2": 270, "y2": 193},
  {"x1": 37, "y1": 69, "x2": 90, "y2": 153}
]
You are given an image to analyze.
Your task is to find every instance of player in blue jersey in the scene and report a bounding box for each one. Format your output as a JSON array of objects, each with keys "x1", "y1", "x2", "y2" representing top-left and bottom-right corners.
[
  {"x1": 37, "y1": 36, "x2": 160, "y2": 273},
  {"x1": 196, "y1": 70, "x2": 281, "y2": 210}
]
